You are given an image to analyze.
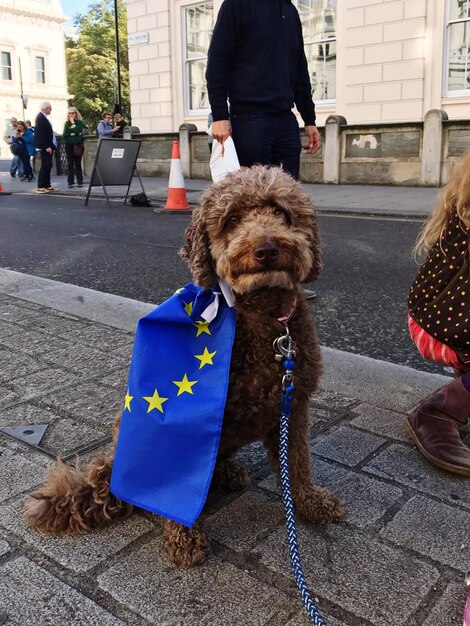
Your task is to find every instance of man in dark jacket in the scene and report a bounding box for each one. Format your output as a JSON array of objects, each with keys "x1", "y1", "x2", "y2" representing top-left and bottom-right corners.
[
  {"x1": 34, "y1": 101, "x2": 58, "y2": 194},
  {"x1": 206, "y1": 0, "x2": 320, "y2": 181}
]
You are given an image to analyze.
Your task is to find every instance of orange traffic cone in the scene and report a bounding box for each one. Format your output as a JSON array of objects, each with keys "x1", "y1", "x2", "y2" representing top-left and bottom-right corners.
[
  {"x1": 0, "y1": 182, "x2": 12, "y2": 196},
  {"x1": 165, "y1": 141, "x2": 189, "y2": 210}
]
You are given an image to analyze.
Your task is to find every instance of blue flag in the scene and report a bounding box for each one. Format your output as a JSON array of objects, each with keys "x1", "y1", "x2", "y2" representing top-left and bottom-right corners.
[{"x1": 110, "y1": 283, "x2": 236, "y2": 527}]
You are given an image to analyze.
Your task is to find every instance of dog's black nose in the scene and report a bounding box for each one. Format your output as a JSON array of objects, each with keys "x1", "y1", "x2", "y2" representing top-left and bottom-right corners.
[{"x1": 254, "y1": 241, "x2": 279, "y2": 265}]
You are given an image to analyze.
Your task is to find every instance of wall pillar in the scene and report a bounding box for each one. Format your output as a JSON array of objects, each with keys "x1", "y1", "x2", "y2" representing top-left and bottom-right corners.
[
  {"x1": 421, "y1": 109, "x2": 448, "y2": 187},
  {"x1": 179, "y1": 123, "x2": 197, "y2": 179},
  {"x1": 323, "y1": 115, "x2": 347, "y2": 184}
]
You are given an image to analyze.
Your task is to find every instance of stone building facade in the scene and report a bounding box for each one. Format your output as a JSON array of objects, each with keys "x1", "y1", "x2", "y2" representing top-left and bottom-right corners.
[
  {"x1": 126, "y1": 0, "x2": 470, "y2": 134},
  {"x1": 0, "y1": 0, "x2": 69, "y2": 156}
]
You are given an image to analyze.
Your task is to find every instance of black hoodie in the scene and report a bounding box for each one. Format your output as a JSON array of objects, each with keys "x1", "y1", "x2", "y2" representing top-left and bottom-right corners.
[{"x1": 206, "y1": 0, "x2": 316, "y2": 126}]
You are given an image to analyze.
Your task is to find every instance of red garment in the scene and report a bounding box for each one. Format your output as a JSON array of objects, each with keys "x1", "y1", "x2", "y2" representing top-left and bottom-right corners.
[{"x1": 408, "y1": 315, "x2": 470, "y2": 372}]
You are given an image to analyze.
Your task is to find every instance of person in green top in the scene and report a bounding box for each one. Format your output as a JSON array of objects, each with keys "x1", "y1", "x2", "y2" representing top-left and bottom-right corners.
[{"x1": 62, "y1": 106, "x2": 85, "y2": 188}]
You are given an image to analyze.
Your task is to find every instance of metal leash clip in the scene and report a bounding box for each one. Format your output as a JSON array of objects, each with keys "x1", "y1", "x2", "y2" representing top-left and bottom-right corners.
[{"x1": 273, "y1": 326, "x2": 297, "y2": 362}]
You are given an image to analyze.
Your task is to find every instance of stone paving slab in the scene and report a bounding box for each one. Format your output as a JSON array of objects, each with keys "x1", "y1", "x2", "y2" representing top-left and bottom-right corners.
[
  {"x1": 364, "y1": 443, "x2": 470, "y2": 509},
  {"x1": 0, "y1": 497, "x2": 155, "y2": 573},
  {"x1": 350, "y1": 402, "x2": 410, "y2": 443},
  {"x1": 311, "y1": 425, "x2": 385, "y2": 466},
  {"x1": 0, "y1": 328, "x2": 70, "y2": 356},
  {"x1": 97, "y1": 537, "x2": 293, "y2": 626},
  {"x1": 206, "y1": 491, "x2": 284, "y2": 551},
  {"x1": 37, "y1": 380, "x2": 123, "y2": 429},
  {"x1": 422, "y1": 583, "x2": 467, "y2": 626},
  {"x1": 0, "y1": 445, "x2": 46, "y2": 502},
  {"x1": 381, "y1": 495, "x2": 470, "y2": 572},
  {"x1": 0, "y1": 557, "x2": 126, "y2": 626},
  {"x1": 258, "y1": 525, "x2": 440, "y2": 625},
  {"x1": 0, "y1": 347, "x2": 45, "y2": 382},
  {"x1": 5, "y1": 366, "x2": 82, "y2": 403}
]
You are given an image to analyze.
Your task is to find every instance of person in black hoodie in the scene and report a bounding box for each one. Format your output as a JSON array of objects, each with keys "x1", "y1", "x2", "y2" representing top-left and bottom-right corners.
[{"x1": 206, "y1": 0, "x2": 320, "y2": 181}]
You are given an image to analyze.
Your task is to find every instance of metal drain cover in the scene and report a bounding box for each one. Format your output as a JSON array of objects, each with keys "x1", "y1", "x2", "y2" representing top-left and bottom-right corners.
[{"x1": 1, "y1": 424, "x2": 48, "y2": 446}]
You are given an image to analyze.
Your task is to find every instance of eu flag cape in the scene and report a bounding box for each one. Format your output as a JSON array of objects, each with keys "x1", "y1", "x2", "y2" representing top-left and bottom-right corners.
[{"x1": 110, "y1": 283, "x2": 236, "y2": 527}]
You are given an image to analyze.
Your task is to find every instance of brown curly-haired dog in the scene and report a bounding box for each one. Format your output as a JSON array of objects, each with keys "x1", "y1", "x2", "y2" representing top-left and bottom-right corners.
[{"x1": 24, "y1": 165, "x2": 345, "y2": 567}]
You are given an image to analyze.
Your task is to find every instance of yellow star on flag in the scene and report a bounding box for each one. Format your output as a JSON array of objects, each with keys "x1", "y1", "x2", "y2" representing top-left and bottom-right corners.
[
  {"x1": 173, "y1": 373, "x2": 198, "y2": 396},
  {"x1": 183, "y1": 301, "x2": 193, "y2": 316},
  {"x1": 124, "y1": 389, "x2": 133, "y2": 412},
  {"x1": 174, "y1": 288, "x2": 184, "y2": 294},
  {"x1": 143, "y1": 389, "x2": 168, "y2": 413},
  {"x1": 193, "y1": 320, "x2": 211, "y2": 337},
  {"x1": 194, "y1": 347, "x2": 216, "y2": 369}
]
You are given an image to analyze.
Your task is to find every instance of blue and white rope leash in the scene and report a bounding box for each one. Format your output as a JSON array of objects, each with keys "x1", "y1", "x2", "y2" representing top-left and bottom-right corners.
[{"x1": 274, "y1": 327, "x2": 327, "y2": 626}]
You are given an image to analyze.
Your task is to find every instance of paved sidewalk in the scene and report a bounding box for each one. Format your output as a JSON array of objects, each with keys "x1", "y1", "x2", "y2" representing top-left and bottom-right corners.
[
  {"x1": 0, "y1": 166, "x2": 440, "y2": 218},
  {"x1": 0, "y1": 268, "x2": 468, "y2": 626}
]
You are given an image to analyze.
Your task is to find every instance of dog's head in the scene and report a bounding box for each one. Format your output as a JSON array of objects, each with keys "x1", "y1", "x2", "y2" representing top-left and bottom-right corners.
[{"x1": 179, "y1": 166, "x2": 322, "y2": 294}]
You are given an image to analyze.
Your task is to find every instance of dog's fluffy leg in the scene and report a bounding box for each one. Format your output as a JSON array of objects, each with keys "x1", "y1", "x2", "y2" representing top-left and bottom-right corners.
[
  {"x1": 24, "y1": 456, "x2": 132, "y2": 534},
  {"x1": 164, "y1": 518, "x2": 211, "y2": 567},
  {"x1": 264, "y1": 407, "x2": 346, "y2": 524},
  {"x1": 288, "y1": 405, "x2": 346, "y2": 524},
  {"x1": 212, "y1": 457, "x2": 250, "y2": 491}
]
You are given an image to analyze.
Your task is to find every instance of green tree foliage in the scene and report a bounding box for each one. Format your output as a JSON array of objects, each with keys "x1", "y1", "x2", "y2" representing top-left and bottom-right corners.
[{"x1": 65, "y1": 0, "x2": 130, "y2": 131}]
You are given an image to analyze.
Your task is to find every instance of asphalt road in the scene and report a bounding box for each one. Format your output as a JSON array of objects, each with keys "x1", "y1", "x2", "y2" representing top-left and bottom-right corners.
[{"x1": 0, "y1": 191, "x2": 443, "y2": 374}]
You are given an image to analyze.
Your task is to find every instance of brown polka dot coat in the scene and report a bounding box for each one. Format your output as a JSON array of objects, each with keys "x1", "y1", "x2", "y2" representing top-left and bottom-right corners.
[{"x1": 408, "y1": 214, "x2": 470, "y2": 365}]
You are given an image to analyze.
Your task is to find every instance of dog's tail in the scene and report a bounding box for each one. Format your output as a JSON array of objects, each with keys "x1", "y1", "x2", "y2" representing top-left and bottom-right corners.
[{"x1": 24, "y1": 456, "x2": 132, "y2": 534}]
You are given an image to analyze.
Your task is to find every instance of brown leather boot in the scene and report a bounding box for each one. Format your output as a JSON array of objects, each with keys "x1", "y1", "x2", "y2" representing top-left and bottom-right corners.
[{"x1": 405, "y1": 377, "x2": 470, "y2": 476}]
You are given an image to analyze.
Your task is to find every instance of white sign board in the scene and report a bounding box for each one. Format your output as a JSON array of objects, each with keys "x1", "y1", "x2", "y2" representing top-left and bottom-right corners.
[
  {"x1": 111, "y1": 148, "x2": 125, "y2": 159},
  {"x1": 128, "y1": 32, "x2": 149, "y2": 46}
]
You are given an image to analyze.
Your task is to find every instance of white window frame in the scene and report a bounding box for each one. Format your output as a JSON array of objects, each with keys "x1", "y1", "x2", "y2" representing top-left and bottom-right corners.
[
  {"x1": 294, "y1": 0, "x2": 337, "y2": 105},
  {"x1": 182, "y1": 1, "x2": 213, "y2": 116},
  {"x1": 444, "y1": 0, "x2": 470, "y2": 97},
  {"x1": 1, "y1": 51, "x2": 12, "y2": 81},
  {"x1": 35, "y1": 55, "x2": 46, "y2": 84}
]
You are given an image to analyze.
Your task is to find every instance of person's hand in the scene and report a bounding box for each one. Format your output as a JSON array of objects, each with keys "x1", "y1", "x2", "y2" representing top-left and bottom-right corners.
[
  {"x1": 46, "y1": 147, "x2": 52, "y2": 154},
  {"x1": 211, "y1": 120, "x2": 231, "y2": 145},
  {"x1": 303, "y1": 125, "x2": 321, "y2": 154}
]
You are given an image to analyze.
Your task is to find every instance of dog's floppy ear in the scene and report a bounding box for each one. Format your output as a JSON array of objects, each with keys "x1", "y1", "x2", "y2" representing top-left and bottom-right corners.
[
  {"x1": 179, "y1": 206, "x2": 218, "y2": 288},
  {"x1": 306, "y1": 214, "x2": 323, "y2": 283}
]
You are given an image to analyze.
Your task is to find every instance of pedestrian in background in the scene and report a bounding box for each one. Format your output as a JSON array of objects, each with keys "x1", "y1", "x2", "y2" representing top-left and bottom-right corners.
[
  {"x1": 4, "y1": 117, "x2": 24, "y2": 179},
  {"x1": 112, "y1": 113, "x2": 126, "y2": 138},
  {"x1": 407, "y1": 151, "x2": 470, "y2": 476},
  {"x1": 205, "y1": 0, "x2": 320, "y2": 298},
  {"x1": 12, "y1": 121, "x2": 35, "y2": 182},
  {"x1": 63, "y1": 106, "x2": 84, "y2": 188},
  {"x1": 206, "y1": 0, "x2": 321, "y2": 181},
  {"x1": 96, "y1": 112, "x2": 114, "y2": 138},
  {"x1": 34, "y1": 101, "x2": 58, "y2": 194}
]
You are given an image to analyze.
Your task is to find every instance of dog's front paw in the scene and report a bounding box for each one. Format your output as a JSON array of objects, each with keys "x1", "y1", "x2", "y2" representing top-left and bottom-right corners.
[
  {"x1": 163, "y1": 520, "x2": 211, "y2": 568},
  {"x1": 295, "y1": 485, "x2": 346, "y2": 525},
  {"x1": 212, "y1": 459, "x2": 250, "y2": 491}
]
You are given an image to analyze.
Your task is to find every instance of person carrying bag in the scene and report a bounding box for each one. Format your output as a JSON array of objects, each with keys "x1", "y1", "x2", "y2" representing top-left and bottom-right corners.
[{"x1": 63, "y1": 106, "x2": 85, "y2": 188}]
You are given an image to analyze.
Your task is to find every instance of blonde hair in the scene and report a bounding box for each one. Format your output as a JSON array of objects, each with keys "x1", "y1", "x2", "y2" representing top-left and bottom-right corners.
[
  {"x1": 414, "y1": 150, "x2": 470, "y2": 257},
  {"x1": 67, "y1": 106, "x2": 82, "y2": 121}
]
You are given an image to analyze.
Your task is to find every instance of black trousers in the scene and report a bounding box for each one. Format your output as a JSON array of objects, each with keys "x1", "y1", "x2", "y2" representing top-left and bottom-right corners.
[
  {"x1": 230, "y1": 111, "x2": 302, "y2": 180},
  {"x1": 37, "y1": 149, "x2": 53, "y2": 189},
  {"x1": 17, "y1": 144, "x2": 33, "y2": 179},
  {"x1": 65, "y1": 143, "x2": 83, "y2": 185}
]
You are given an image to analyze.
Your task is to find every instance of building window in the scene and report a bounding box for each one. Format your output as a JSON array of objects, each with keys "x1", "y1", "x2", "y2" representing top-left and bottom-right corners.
[
  {"x1": 1, "y1": 52, "x2": 12, "y2": 81},
  {"x1": 35, "y1": 56, "x2": 45, "y2": 83},
  {"x1": 446, "y1": 0, "x2": 470, "y2": 94},
  {"x1": 297, "y1": 0, "x2": 337, "y2": 102},
  {"x1": 183, "y1": 2, "x2": 213, "y2": 113}
]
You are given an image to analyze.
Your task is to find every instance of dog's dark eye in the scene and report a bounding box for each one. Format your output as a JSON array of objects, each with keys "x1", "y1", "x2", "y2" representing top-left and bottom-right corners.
[
  {"x1": 273, "y1": 207, "x2": 290, "y2": 224},
  {"x1": 227, "y1": 215, "x2": 240, "y2": 225}
]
